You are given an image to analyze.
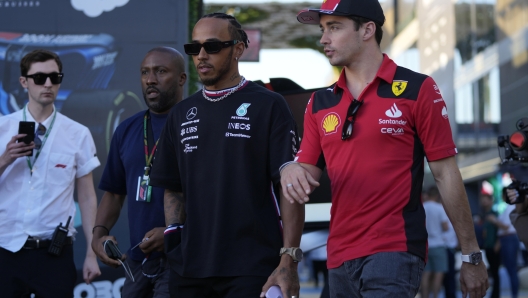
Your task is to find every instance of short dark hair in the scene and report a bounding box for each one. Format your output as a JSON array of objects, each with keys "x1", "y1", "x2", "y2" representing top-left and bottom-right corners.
[
  {"x1": 146, "y1": 46, "x2": 186, "y2": 74},
  {"x1": 20, "y1": 49, "x2": 62, "y2": 76},
  {"x1": 348, "y1": 16, "x2": 383, "y2": 46},
  {"x1": 201, "y1": 13, "x2": 249, "y2": 49},
  {"x1": 427, "y1": 186, "x2": 440, "y2": 199}
]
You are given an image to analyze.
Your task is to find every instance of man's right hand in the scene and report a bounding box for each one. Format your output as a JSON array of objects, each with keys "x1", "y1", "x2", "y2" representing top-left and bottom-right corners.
[
  {"x1": 280, "y1": 163, "x2": 320, "y2": 204},
  {"x1": 91, "y1": 235, "x2": 122, "y2": 268},
  {"x1": 1, "y1": 134, "x2": 34, "y2": 166}
]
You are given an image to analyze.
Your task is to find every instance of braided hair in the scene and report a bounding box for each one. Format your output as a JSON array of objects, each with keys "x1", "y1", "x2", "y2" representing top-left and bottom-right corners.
[{"x1": 201, "y1": 13, "x2": 249, "y2": 49}]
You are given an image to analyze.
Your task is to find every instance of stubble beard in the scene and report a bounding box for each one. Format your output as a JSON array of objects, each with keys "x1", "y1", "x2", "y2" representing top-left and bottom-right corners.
[
  {"x1": 199, "y1": 48, "x2": 233, "y2": 87},
  {"x1": 143, "y1": 87, "x2": 178, "y2": 114}
]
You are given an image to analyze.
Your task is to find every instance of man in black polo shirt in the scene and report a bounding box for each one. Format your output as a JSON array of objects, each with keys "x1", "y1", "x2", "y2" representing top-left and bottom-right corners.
[{"x1": 149, "y1": 13, "x2": 304, "y2": 298}]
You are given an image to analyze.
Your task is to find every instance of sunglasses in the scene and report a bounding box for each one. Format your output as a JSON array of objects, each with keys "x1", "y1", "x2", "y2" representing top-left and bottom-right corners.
[
  {"x1": 184, "y1": 40, "x2": 239, "y2": 55},
  {"x1": 25, "y1": 72, "x2": 64, "y2": 85},
  {"x1": 341, "y1": 99, "x2": 363, "y2": 140},
  {"x1": 141, "y1": 255, "x2": 162, "y2": 278}
]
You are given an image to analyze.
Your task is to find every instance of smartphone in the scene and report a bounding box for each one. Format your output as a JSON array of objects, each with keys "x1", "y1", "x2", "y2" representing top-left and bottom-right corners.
[
  {"x1": 266, "y1": 286, "x2": 283, "y2": 298},
  {"x1": 18, "y1": 121, "x2": 35, "y2": 156}
]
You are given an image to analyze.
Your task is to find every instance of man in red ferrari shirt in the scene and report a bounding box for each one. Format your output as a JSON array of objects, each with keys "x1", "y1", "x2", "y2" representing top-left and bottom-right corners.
[{"x1": 281, "y1": 0, "x2": 488, "y2": 297}]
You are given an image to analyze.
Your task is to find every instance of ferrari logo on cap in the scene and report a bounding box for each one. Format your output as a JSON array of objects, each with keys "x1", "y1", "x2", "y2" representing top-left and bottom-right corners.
[
  {"x1": 392, "y1": 80, "x2": 408, "y2": 96},
  {"x1": 321, "y1": 0, "x2": 340, "y2": 10},
  {"x1": 321, "y1": 112, "x2": 341, "y2": 135}
]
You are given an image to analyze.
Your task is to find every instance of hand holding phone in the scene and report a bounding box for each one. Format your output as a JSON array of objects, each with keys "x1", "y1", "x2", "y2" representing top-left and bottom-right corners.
[
  {"x1": 103, "y1": 239, "x2": 123, "y2": 260},
  {"x1": 103, "y1": 240, "x2": 135, "y2": 282},
  {"x1": 265, "y1": 286, "x2": 283, "y2": 298},
  {"x1": 18, "y1": 121, "x2": 35, "y2": 156}
]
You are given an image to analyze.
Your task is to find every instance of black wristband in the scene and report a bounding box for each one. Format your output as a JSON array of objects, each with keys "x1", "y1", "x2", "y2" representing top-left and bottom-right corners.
[{"x1": 92, "y1": 225, "x2": 110, "y2": 235}]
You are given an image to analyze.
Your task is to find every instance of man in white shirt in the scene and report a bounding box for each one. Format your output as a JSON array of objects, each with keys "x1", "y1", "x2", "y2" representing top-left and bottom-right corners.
[{"x1": 0, "y1": 49, "x2": 101, "y2": 297}]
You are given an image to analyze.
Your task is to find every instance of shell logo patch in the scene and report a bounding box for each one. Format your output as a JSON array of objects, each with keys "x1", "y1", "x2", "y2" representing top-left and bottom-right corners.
[
  {"x1": 392, "y1": 80, "x2": 408, "y2": 96},
  {"x1": 322, "y1": 113, "x2": 341, "y2": 135}
]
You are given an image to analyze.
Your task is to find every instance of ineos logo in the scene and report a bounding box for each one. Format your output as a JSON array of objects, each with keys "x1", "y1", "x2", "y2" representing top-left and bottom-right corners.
[{"x1": 186, "y1": 107, "x2": 197, "y2": 120}]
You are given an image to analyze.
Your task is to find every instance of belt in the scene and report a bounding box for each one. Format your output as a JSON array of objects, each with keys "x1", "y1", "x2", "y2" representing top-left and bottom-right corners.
[{"x1": 22, "y1": 237, "x2": 73, "y2": 249}]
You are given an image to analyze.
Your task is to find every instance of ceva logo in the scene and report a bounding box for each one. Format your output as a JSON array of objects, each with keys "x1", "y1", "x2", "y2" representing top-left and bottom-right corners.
[{"x1": 71, "y1": 0, "x2": 130, "y2": 18}]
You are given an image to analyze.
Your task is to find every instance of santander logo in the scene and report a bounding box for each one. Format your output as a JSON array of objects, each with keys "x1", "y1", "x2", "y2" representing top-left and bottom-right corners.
[
  {"x1": 385, "y1": 103, "x2": 402, "y2": 118},
  {"x1": 442, "y1": 106, "x2": 449, "y2": 119}
]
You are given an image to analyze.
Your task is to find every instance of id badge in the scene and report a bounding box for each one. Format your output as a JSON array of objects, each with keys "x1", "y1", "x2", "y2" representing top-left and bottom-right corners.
[{"x1": 136, "y1": 176, "x2": 152, "y2": 202}]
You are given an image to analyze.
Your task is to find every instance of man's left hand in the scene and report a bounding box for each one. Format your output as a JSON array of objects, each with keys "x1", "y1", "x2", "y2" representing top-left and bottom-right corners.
[
  {"x1": 459, "y1": 262, "x2": 488, "y2": 298},
  {"x1": 139, "y1": 227, "x2": 165, "y2": 254},
  {"x1": 260, "y1": 257, "x2": 299, "y2": 298},
  {"x1": 83, "y1": 253, "x2": 101, "y2": 284}
]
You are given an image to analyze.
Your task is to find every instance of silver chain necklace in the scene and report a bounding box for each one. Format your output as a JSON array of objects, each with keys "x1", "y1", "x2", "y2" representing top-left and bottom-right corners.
[{"x1": 202, "y1": 76, "x2": 246, "y2": 102}]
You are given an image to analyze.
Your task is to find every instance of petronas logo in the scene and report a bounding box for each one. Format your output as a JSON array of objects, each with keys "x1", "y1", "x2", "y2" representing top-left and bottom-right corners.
[{"x1": 236, "y1": 103, "x2": 251, "y2": 116}]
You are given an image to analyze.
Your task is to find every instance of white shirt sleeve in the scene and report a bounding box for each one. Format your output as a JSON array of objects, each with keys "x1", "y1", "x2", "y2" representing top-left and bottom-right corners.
[{"x1": 75, "y1": 126, "x2": 100, "y2": 178}]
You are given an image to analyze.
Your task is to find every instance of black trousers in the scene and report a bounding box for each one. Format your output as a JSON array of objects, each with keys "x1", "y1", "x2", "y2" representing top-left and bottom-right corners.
[
  {"x1": 0, "y1": 245, "x2": 76, "y2": 298},
  {"x1": 170, "y1": 270, "x2": 268, "y2": 298}
]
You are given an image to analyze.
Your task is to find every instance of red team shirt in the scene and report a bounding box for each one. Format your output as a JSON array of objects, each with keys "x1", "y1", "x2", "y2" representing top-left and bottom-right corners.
[{"x1": 296, "y1": 55, "x2": 457, "y2": 268}]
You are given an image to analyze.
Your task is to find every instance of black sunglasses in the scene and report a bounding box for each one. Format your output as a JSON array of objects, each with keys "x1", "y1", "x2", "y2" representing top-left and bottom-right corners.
[
  {"x1": 341, "y1": 99, "x2": 363, "y2": 140},
  {"x1": 184, "y1": 40, "x2": 239, "y2": 55},
  {"x1": 25, "y1": 72, "x2": 64, "y2": 85},
  {"x1": 141, "y1": 255, "x2": 162, "y2": 279}
]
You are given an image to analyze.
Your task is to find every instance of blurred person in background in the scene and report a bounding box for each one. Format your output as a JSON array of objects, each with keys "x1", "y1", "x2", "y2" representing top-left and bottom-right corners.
[
  {"x1": 442, "y1": 211, "x2": 459, "y2": 298},
  {"x1": 488, "y1": 190, "x2": 521, "y2": 298},
  {"x1": 507, "y1": 187, "x2": 528, "y2": 249},
  {"x1": 480, "y1": 193, "x2": 500, "y2": 298},
  {"x1": 421, "y1": 186, "x2": 449, "y2": 298}
]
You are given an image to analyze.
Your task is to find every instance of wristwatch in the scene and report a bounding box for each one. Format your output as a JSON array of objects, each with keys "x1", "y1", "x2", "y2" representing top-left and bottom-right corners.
[
  {"x1": 279, "y1": 247, "x2": 303, "y2": 262},
  {"x1": 461, "y1": 251, "x2": 483, "y2": 265}
]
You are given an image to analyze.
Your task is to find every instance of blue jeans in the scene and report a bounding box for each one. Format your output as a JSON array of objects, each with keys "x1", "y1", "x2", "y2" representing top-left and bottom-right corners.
[
  {"x1": 500, "y1": 234, "x2": 520, "y2": 298},
  {"x1": 329, "y1": 252, "x2": 424, "y2": 298}
]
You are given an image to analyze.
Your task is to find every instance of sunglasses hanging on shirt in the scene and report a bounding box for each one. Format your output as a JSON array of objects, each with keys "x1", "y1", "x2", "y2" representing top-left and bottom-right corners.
[
  {"x1": 341, "y1": 99, "x2": 363, "y2": 141},
  {"x1": 33, "y1": 123, "x2": 46, "y2": 150}
]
